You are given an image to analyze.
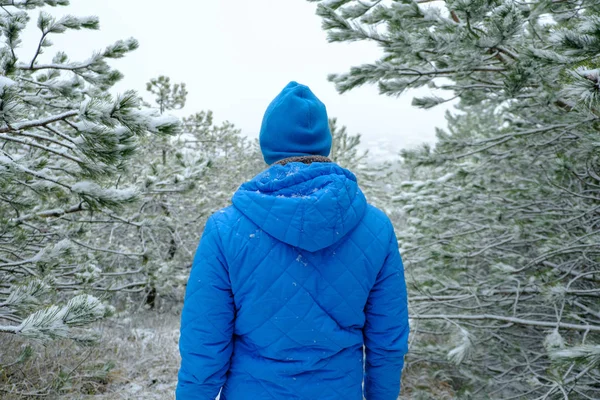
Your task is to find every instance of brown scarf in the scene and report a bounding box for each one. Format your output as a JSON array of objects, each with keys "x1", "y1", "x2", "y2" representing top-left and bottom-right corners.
[{"x1": 274, "y1": 155, "x2": 332, "y2": 166}]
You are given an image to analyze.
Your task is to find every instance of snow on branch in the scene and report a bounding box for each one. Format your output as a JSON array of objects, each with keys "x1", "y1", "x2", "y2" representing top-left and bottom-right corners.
[
  {"x1": 0, "y1": 294, "x2": 111, "y2": 341},
  {"x1": 412, "y1": 314, "x2": 600, "y2": 332}
]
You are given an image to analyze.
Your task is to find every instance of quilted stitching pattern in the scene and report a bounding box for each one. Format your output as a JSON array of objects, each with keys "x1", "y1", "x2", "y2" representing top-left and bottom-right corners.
[{"x1": 176, "y1": 162, "x2": 409, "y2": 400}]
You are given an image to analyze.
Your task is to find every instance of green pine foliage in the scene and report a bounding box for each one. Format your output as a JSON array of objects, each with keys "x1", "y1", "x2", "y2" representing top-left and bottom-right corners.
[{"x1": 0, "y1": 0, "x2": 179, "y2": 394}]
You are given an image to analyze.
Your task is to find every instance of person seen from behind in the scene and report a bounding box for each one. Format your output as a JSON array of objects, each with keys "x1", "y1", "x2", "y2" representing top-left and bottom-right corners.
[{"x1": 176, "y1": 81, "x2": 409, "y2": 400}]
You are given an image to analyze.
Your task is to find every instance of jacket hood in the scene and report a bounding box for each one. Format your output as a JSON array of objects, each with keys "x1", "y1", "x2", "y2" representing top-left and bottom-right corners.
[{"x1": 232, "y1": 162, "x2": 367, "y2": 252}]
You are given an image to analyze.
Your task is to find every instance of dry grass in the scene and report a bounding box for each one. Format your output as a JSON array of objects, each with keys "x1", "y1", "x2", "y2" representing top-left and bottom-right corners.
[
  {"x1": 85, "y1": 312, "x2": 181, "y2": 400},
  {"x1": 0, "y1": 311, "x2": 181, "y2": 400},
  {"x1": 401, "y1": 360, "x2": 457, "y2": 400}
]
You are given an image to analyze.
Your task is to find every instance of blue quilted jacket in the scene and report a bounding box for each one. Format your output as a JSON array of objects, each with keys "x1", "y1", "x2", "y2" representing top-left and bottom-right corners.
[{"x1": 177, "y1": 162, "x2": 409, "y2": 400}]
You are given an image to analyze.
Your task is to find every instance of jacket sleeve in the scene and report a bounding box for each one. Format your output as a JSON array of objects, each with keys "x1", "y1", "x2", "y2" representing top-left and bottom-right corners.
[
  {"x1": 176, "y1": 216, "x2": 235, "y2": 400},
  {"x1": 363, "y1": 223, "x2": 410, "y2": 400}
]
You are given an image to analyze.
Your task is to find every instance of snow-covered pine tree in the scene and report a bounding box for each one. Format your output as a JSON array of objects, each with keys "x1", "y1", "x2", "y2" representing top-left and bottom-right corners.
[
  {"x1": 159, "y1": 111, "x2": 263, "y2": 299},
  {"x1": 135, "y1": 75, "x2": 191, "y2": 308},
  {"x1": 329, "y1": 117, "x2": 395, "y2": 209},
  {"x1": 0, "y1": 0, "x2": 177, "y2": 363},
  {"x1": 329, "y1": 117, "x2": 367, "y2": 168},
  {"x1": 179, "y1": 110, "x2": 264, "y2": 214},
  {"x1": 101, "y1": 79, "x2": 264, "y2": 310},
  {"x1": 146, "y1": 75, "x2": 188, "y2": 115},
  {"x1": 309, "y1": 0, "x2": 600, "y2": 398}
]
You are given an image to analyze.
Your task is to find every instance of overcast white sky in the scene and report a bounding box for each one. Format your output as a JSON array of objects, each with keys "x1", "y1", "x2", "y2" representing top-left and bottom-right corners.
[{"x1": 19, "y1": 0, "x2": 451, "y2": 159}]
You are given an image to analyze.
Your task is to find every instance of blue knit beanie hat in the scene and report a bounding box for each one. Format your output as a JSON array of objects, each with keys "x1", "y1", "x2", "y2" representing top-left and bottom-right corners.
[{"x1": 260, "y1": 81, "x2": 332, "y2": 165}]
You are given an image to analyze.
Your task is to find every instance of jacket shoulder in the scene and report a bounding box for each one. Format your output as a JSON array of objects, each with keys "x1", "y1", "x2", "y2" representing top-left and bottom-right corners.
[
  {"x1": 347, "y1": 204, "x2": 396, "y2": 260},
  {"x1": 362, "y1": 204, "x2": 395, "y2": 234},
  {"x1": 208, "y1": 205, "x2": 243, "y2": 231}
]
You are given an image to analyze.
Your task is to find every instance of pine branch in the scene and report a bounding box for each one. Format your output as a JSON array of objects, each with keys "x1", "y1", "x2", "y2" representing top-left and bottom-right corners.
[
  {"x1": 0, "y1": 325, "x2": 18, "y2": 334},
  {"x1": 11, "y1": 203, "x2": 84, "y2": 224},
  {"x1": 0, "y1": 110, "x2": 78, "y2": 133},
  {"x1": 0, "y1": 134, "x2": 83, "y2": 164},
  {"x1": 412, "y1": 314, "x2": 600, "y2": 332},
  {"x1": 16, "y1": 60, "x2": 95, "y2": 71},
  {"x1": 69, "y1": 239, "x2": 145, "y2": 257},
  {"x1": 393, "y1": 66, "x2": 507, "y2": 76},
  {"x1": 29, "y1": 31, "x2": 48, "y2": 69},
  {"x1": 9, "y1": 130, "x2": 76, "y2": 150}
]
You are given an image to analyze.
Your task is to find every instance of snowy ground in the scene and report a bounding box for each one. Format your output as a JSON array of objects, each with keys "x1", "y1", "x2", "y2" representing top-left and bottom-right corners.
[
  {"x1": 85, "y1": 312, "x2": 181, "y2": 400},
  {"x1": 0, "y1": 311, "x2": 181, "y2": 400}
]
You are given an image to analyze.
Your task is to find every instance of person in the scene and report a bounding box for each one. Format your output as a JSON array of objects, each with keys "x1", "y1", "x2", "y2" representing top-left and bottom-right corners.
[{"x1": 176, "y1": 82, "x2": 409, "y2": 400}]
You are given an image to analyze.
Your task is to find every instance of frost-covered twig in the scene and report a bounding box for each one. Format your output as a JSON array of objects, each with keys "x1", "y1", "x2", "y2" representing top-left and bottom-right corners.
[
  {"x1": 11, "y1": 203, "x2": 84, "y2": 224},
  {"x1": 412, "y1": 315, "x2": 600, "y2": 332},
  {"x1": 0, "y1": 110, "x2": 78, "y2": 133}
]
